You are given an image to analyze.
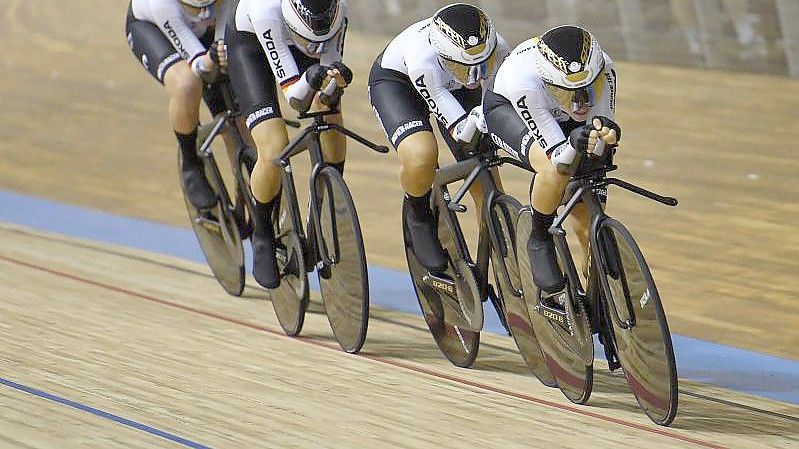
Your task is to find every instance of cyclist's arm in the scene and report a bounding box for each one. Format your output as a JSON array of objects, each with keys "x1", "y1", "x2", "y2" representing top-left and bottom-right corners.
[
  {"x1": 510, "y1": 90, "x2": 568, "y2": 159},
  {"x1": 319, "y1": 17, "x2": 347, "y2": 67},
  {"x1": 407, "y1": 67, "x2": 467, "y2": 135},
  {"x1": 151, "y1": 0, "x2": 206, "y2": 63},
  {"x1": 249, "y1": 14, "x2": 302, "y2": 89}
]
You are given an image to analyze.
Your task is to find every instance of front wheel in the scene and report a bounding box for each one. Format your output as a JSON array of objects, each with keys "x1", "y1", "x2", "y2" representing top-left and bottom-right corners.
[
  {"x1": 594, "y1": 218, "x2": 678, "y2": 426},
  {"x1": 314, "y1": 167, "x2": 369, "y2": 353}
]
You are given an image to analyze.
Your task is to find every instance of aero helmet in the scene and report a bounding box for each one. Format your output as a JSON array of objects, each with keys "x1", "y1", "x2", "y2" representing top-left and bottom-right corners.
[
  {"x1": 429, "y1": 3, "x2": 498, "y2": 88},
  {"x1": 534, "y1": 25, "x2": 606, "y2": 111},
  {"x1": 282, "y1": 0, "x2": 345, "y2": 54}
]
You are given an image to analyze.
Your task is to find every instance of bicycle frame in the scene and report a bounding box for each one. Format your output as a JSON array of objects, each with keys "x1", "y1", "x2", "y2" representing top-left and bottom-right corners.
[
  {"x1": 274, "y1": 108, "x2": 388, "y2": 270},
  {"x1": 548, "y1": 163, "x2": 678, "y2": 331},
  {"x1": 431, "y1": 149, "x2": 530, "y2": 304}
]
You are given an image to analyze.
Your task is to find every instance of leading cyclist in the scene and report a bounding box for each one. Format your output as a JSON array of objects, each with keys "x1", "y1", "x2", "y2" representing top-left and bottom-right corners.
[
  {"x1": 126, "y1": 0, "x2": 227, "y2": 210},
  {"x1": 368, "y1": 3, "x2": 509, "y2": 272},
  {"x1": 225, "y1": 0, "x2": 351, "y2": 289},
  {"x1": 484, "y1": 25, "x2": 621, "y2": 300}
]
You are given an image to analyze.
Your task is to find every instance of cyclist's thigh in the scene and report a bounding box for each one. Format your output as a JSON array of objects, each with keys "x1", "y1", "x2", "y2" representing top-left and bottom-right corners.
[
  {"x1": 368, "y1": 59, "x2": 433, "y2": 150},
  {"x1": 125, "y1": 6, "x2": 182, "y2": 84},
  {"x1": 225, "y1": 25, "x2": 282, "y2": 130}
]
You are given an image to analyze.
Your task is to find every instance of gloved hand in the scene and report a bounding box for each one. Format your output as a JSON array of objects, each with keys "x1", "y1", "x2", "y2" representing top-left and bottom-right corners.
[
  {"x1": 320, "y1": 61, "x2": 353, "y2": 108},
  {"x1": 208, "y1": 39, "x2": 227, "y2": 73},
  {"x1": 587, "y1": 116, "x2": 621, "y2": 157},
  {"x1": 453, "y1": 106, "x2": 486, "y2": 143},
  {"x1": 287, "y1": 64, "x2": 327, "y2": 112}
]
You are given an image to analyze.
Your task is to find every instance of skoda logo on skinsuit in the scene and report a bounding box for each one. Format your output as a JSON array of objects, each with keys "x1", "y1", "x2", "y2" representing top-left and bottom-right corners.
[
  {"x1": 515, "y1": 96, "x2": 547, "y2": 149},
  {"x1": 414, "y1": 75, "x2": 447, "y2": 127},
  {"x1": 262, "y1": 29, "x2": 285, "y2": 79},
  {"x1": 163, "y1": 21, "x2": 188, "y2": 59}
]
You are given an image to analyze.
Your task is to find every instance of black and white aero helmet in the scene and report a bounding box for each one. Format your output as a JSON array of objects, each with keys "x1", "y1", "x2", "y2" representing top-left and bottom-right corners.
[{"x1": 281, "y1": 0, "x2": 345, "y2": 53}]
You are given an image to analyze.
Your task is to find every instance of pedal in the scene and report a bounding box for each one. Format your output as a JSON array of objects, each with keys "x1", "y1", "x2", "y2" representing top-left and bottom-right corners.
[
  {"x1": 195, "y1": 213, "x2": 222, "y2": 236},
  {"x1": 422, "y1": 272, "x2": 457, "y2": 298}
]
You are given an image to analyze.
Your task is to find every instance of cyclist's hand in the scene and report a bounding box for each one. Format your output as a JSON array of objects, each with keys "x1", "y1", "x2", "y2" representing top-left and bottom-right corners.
[
  {"x1": 453, "y1": 106, "x2": 485, "y2": 143},
  {"x1": 306, "y1": 64, "x2": 328, "y2": 91},
  {"x1": 588, "y1": 116, "x2": 621, "y2": 157},
  {"x1": 326, "y1": 61, "x2": 353, "y2": 88},
  {"x1": 209, "y1": 39, "x2": 227, "y2": 74}
]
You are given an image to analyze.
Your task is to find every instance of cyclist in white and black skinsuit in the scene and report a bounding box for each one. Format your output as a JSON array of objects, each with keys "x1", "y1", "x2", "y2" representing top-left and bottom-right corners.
[
  {"x1": 225, "y1": 0, "x2": 352, "y2": 289},
  {"x1": 126, "y1": 0, "x2": 227, "y2": 209},
  {"x1": 484, "y1": 25, "x2": 622, "y2": 298},
  {"x1": 368, "y1": 3, "x2": 509, "y2": 272}
]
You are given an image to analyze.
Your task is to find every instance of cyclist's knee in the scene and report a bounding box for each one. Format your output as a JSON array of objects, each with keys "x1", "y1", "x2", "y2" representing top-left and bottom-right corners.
[
  {"x1": 398, "y1": 132, "x2": 438, "y2": 173},
  {"x1": 164, "y1": 63, "x2": 202, "y2": 101},
  {"x1": 251, "y1": 118, "x2": 289, "y2": 158}
]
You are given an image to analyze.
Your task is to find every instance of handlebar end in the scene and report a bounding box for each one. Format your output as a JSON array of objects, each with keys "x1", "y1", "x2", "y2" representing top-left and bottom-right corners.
[{"x1": 375, "y1": 145, "x2": 390, "y2": 154}]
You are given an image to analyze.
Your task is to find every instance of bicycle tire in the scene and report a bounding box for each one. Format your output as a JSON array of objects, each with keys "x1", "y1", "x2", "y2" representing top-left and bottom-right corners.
[
  {"x1": 401, "y1": 190, "x2": 482, "y2": 367},
  {"x1": 492, "y1": 201, "x2": 557, "y2": 388},
  {"x1": 595, "y1": 218, "x2": 678, "y2": 426},
  {"x1": 516, "y1": 207, "x2": 593, "y2": 404},
  {"x1": 314, "y1": 166, "x2": 369, "y2": 353},
  {"x1": 179, "y1": 138, "x2": 245, "y2": 297}
]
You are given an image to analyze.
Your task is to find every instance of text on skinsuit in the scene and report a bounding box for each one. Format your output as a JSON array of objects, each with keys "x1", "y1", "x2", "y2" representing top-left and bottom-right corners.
[
  {"x1": 163, "y1": 21, "x2": 188, "y2": 59},
  {"x1": 262, "y1": 30, "x2": 285, "y2": 79},
  {"x1": 516, "y1": 96, "x2": 547, "y2": 148},
  {"x1": 414, "y1": 75, "x2": 447, "y2": 127},
  {"x1": 246, "y1": 106, "x2": 275, "y2": 129},
  {"x1": 391, "y1": 120, "x2": 424, "y2": 145}
]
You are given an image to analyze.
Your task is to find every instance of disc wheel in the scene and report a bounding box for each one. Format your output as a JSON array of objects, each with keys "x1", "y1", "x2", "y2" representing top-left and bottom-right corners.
[
  {"x1": 402, "y1": 193, "x2": 481, "y2": 368},
  {"x1": 314, "y1": 167, "x2": 369, "y2": 353},
  {"x1": 179, "y1": 146, "x2": 245, "y2": 297},
  {"x1": 595, "y1": 218, "x2": 678, "y2": 426},
  {"x1": 493, "y1": 202, "x2": 557, "y2": 387},
  {"x1": 516, "y1": 207, "x2": 593, "y2": 404}
]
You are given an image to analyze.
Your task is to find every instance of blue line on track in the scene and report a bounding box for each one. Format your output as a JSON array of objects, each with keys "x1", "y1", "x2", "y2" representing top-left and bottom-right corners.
[
  {"x1": 1, "y1": 189, "x2": 798, "y2": 405},
  {"x1": 0, "y1": 377, "x2": 213, "y2": 449}
]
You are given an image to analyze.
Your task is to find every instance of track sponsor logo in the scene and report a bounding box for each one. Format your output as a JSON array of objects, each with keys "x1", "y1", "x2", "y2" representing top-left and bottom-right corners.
[
  {"x1": 163, "y1": 21, "x2": 188, "y2": 59},
  {"x1": 516, "y1": 96, "x2": 547, "y2": 149},
  {"x1": 262, "y1": 29, "x2": 285, "y2": 79},
  {"x1": 414, "y1": 75, "x2": 447, "y2": 127}
]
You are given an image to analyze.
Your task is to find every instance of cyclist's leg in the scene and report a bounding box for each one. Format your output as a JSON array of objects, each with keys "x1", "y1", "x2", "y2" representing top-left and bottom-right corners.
[
  {"x1": 226, "y1": 21, "x2": 287, "y2": 288},
  {"x1": 484, "y1": 91, "x2": 566, "y2": 293},
  {"x1": 126, "y1": 8, "x2": 215, "y2": 208},
  {"x1": 368, "y1": 59, "x2": 446, "y2": 271}
]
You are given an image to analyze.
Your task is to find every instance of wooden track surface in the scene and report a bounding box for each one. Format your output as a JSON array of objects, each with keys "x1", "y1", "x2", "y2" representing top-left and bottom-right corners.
[
  {"x1": 1, "y1": 223, "x2": 797, "y2": 448},
  {"x1": 1, "y1": 1, "x2": 798, "y2": 447}
]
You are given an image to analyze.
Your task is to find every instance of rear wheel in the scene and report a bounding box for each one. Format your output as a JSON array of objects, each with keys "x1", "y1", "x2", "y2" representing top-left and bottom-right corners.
[
  {"x1": 498, "y1": 204, "x2": 557, "y2": 387},
  {"x1": 179, "y1": 128, "x2": 245, "y2": 297},
  {"x1": 516, "y1": 207, "x2": 593, "y2": 403},
  {"x1": 595, "y1": 218, "x2": 678, "y2": 426},
  {"x1": 314, "y1": 167, "x2": 369, "y2": 353},
  {"x1": 402, "y1": 191, "x2": 481, "y2": 368}
]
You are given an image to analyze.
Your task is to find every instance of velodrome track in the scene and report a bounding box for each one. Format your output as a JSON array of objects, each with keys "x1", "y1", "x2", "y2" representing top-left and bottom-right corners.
[{"x1": 1, "y1": 1, "x2": 798, "y2": 447}]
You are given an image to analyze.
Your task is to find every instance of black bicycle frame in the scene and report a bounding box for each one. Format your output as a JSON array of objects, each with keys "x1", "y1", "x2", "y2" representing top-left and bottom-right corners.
[
  {"x1": 273, "y1": 109, "x2": 388, "y2": 268},
  {"x1": 548, "y1": 164, "x2": 678, "y2": 330},
  {"x1": 432, "y1": 151, "x2": 530, "y2": 300}
]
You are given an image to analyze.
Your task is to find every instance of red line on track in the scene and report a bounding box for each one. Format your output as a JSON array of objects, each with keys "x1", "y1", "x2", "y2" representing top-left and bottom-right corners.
[{"x1": 0, "y1": 254, "x2": 728, "y2": 449}]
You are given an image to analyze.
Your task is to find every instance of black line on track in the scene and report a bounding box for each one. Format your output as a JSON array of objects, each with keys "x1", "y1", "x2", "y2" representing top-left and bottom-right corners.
[{"x1": 3, "y1": 225, "x2": 797, "y2": 423}]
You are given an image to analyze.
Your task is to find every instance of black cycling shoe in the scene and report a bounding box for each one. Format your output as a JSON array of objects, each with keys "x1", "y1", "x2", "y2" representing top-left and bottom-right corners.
[
  {"x1": 404, "y1": 192, "x2": 448, "y2": 273},
  {"x1": 251, "y1": 198, "x2": 280, "y2": 289},
  {"x1": 527, "y1": 235, "x2": 566, "y2": 294},
  {"x1": 182, "y1": 166, "x2": 217, "y2": 210}
]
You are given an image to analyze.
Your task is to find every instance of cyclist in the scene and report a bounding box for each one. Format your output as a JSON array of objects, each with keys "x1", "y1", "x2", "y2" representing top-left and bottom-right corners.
[
  {"x1": 368, "y1": 3, "x2": 508, "y2": 272},
  {"x1": 225, "y1": 0, "x2": 351, "y2": 288},
  {"x1": 483, "y1": 25, "x2": 621, "y2": 299},
  {"x1": 126, "y1": 0, "x2": 227, "y2": 210}
]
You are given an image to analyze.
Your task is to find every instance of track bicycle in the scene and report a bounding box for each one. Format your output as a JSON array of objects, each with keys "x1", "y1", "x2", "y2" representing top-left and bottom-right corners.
[
  {"x1": 403, "y1": 135, "x2": 531, "y2": 368},
  {"x1": 512, "y1": 150, "x2": 679, "y2": 425}
]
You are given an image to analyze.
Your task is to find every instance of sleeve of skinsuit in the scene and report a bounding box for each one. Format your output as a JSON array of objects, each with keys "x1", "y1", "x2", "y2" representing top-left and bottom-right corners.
[
  {"x1": 406, "y1": 56, "x2": 467, "y2": 131},
  {"x1": 588, "y1": 54, "x2": 617, "y2": 122},
  {"x1": 249, "y1": 3, "x2": 302, "y2": 88},
  {"x1": 151, "y1": 0, "x2": 207, "y2": 63},
  {"x1": 510, "y1": 87, "x2": 568, "y2": 159}
]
